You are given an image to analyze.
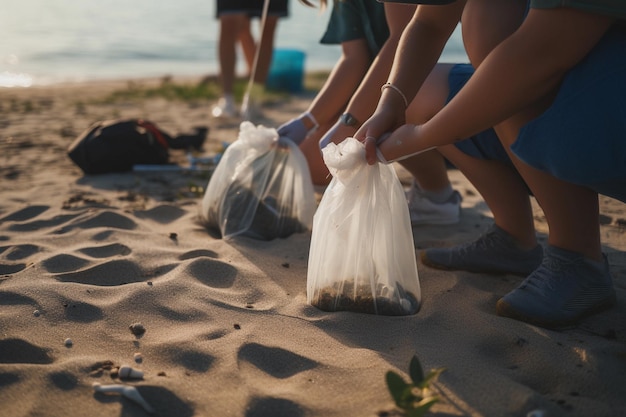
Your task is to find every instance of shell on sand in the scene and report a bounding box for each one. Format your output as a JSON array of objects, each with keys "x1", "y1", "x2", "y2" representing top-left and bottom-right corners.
[
  {"x1": 118, "y1": 365, "x2": 144, "y2": 379},
  {"x1": 92, "y1": 382, "x2": 154, "y2": 414}
]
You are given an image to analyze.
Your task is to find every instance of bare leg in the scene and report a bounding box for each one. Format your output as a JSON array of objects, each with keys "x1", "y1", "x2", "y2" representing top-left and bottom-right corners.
[
  {"x1": 401, "y1": 63, "x2": 456, "y2": 193},
  {"x1": 239, "y1": 20, "x2": 256, "y2": 75},
  {"x1": 218, "y1": 14, "x2": 249, "y2": 96},
  {"x1": 461, "y1": 0, "x2": 527, "y2": 64},
  {"x1": 459, "y1": 0, "x2": 535, "y2": 245},
  {"x1": 463, "y1": 0, "x2": 602, "y2": 260},
  {"x1": 499, "y1": 114, "x2": 603, "y2": 261},
  {"x1": 439, "y1": 145, "x2": 538, "y2": 249}
]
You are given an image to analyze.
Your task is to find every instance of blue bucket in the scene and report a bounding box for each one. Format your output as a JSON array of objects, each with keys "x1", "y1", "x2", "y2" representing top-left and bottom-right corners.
[{"x1": 266, "y1": 48, "x2": 306, "y2": 93}]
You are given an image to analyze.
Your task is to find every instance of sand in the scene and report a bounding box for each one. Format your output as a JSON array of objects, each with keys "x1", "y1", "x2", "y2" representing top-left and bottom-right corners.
[{"x1": 0, "y1": 76, "x2": 625, "y2": 417}]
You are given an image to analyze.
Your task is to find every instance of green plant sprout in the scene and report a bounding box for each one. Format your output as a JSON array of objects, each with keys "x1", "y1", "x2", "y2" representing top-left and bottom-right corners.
[{"x1": 386, "y1": 355, "x2": 446, "y2": 417}]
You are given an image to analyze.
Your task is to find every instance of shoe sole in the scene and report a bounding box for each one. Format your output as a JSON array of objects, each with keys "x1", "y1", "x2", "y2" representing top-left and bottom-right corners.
[
  {"x1": 495, "y1": 294, "x2": 617, "y2": 330},
  {"x1": 411, "y1": 218, "x2": 460, "y2": 226},
  {"x1": 419, "y1": 251, "x2": 529, "y2": 276}
]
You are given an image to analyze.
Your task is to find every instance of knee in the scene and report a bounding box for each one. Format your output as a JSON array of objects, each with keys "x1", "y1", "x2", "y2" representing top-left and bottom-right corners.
[{"x1": 461, "y1": 0, "x2": 526, "y2": 66}]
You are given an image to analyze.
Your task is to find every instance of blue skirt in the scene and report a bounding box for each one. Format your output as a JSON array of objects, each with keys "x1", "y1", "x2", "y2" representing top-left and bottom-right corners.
[{"x1": 512, "y1": 27, "x2": 626, "y2": 202}]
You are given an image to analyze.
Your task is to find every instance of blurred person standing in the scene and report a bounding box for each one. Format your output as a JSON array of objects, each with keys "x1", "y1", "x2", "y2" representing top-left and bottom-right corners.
[{"x1": 213, "y1": 0, "x2": 289, "y2": 118}]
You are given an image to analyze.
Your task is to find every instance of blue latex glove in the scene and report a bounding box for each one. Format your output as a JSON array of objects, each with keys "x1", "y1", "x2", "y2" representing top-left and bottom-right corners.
[{"x1": 277, "y1": 117, "x2": 308, "y2": 145}]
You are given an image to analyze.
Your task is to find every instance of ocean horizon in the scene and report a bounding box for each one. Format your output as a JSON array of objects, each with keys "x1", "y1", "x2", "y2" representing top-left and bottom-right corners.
[{"x1": 1, "y1": 0, "x2": 467, "y2": 88}]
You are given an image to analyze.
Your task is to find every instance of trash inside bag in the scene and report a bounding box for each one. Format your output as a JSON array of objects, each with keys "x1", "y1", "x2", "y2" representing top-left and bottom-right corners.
[
  {"x1": 307, "y1": 137, "x2": 421, "y2": 315},
  {"x1": 200, "y1": 121, "x2": 316, "y2": 240}
]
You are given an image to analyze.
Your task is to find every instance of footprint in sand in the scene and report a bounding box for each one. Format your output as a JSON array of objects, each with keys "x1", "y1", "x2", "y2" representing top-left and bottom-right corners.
[
  {"x1": 237, "y1": 343, "x2": 317, "y2": 379},
  {"x1": 178, "y1": 249, "x2": 218, "y2": 261},
  {"x1": 8, "y1": 214, "x2": 81, "y2": 233},
  {"x1": 0, "y1": 243, "x2": 39, "y2": 260},
  {"x1": 42, "y1": 243, "x2": 132, "y2": 274},
  {"x1": 53, "y1": 256, "x2": 176, "y2": 286},
  {"x1": 0, "y1": 263, "x2": 27, "y2": 274},
  {"x1": 134, "y1": 204, "x2": 187, "y2": 224},
  {"x1": 0, "y1": 205, "x2": 49, "y2": 222},
  {"x1": 155, "y1": 305, "x2": 209, "y2": 322},
  {"x1": 0, "y1": 338, "x2": 54, "y2": 364},
  {"x1": 78, "y1": 243, "x2": 131, "y2": 258},
  {"x1": 0, "y1": 372, "x2": 19, "y2": 388},
  {"x1": 62, "y1": 300, "x2": 103, "y2": 323},
  {"x1": 42, "y1": 254, "x2": 90, "y2": 273},
  {"x1": 54, "y1": 210, "x2": 137, "y2": 234},
  {"x1": 183, "y1": 256, "x2": 278, "y2": 311},
  {"x1": 162, "y1": 345, "x2": 216, "y2": 373},
  {"x1": 186, "y1": 258, "x2": 238, "y2": 289},
  {"x1": 237, "y1": 344, "x2": 314, "y2": 417},
  {"x1": 49, "y1": 371, "x2": 79, "y2": 391},
  {"x1": 245, "y1": 397, "x2": 307, "y2": 417},
  {"x1": 0, "y1": 290, "x2": 40, "y2": 309},
  {"x1": 0, "y1": 243, "x2": 42, "y2": 274}
]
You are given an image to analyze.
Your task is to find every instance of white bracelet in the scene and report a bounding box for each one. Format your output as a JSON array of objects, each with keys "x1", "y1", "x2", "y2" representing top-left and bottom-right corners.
[
  {"x1": 301, "y1": 111, "x2": 319, "y2": 131},
  {"x1": 381, "y1": 83, "x2": 408, "y2": 109}
]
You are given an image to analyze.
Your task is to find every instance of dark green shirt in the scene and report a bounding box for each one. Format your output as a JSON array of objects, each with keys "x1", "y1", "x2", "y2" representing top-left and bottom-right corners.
[
  {"x1": 530, "y1": 0, "x2": 626, "y2": 19},
  {"x1": 320, "y1": 0, "x2": 390, "y2": 57}
]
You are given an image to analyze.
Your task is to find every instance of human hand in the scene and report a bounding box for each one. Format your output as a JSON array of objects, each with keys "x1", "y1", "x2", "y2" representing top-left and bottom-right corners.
[
  {"x1": 376, "y1": 124, "x2": 439, "y2": 164},
  {"x1": 354, "y1": 103, "x2": 405, "y2": 165},
  {"x1": 277, "y1": 117, "x2": 308, "y2": 145}
]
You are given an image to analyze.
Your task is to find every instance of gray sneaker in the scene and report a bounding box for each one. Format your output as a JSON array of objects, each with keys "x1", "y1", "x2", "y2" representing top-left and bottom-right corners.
[
  {"x1": 496, "y1": 245, "x2": 616, "y2": 329},
  {"x1": 420, "y1": 224, "x2": 543, "y2": 276}
]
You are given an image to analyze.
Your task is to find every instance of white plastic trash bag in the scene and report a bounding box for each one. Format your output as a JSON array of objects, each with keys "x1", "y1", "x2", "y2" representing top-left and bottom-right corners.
[
  {"x1": 201, "y1": 121, "x2": 316, "y2": 240},
  {"x1": 307, "y1": 137, "x2": 421, "y2": 315}
]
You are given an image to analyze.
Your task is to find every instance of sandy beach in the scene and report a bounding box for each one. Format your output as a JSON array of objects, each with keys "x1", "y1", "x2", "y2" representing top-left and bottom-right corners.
[{"x1": 0, "y1": 76, "x2": 625, "y2": 417}]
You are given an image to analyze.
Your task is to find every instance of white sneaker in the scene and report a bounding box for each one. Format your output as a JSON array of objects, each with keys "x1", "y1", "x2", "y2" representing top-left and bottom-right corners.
[
  {"x1": 211, "y1": 97, "x2": 237, "y2": 119},
  {"x1": 407, "y1": 181, "x2": 462, "y2": 226}
]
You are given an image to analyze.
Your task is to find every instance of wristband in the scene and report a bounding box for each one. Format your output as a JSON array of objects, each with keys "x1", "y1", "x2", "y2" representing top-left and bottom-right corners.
[
  {"x1": 381, "y1": 83, "x2": 409, "y2": 109},
  {"x1": 301, "y1": 111, "x2": 319, "y2": 132}
]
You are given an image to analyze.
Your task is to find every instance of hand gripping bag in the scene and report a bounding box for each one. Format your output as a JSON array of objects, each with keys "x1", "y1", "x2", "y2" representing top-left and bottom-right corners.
[
  {"x1": 201, "y1": 121, "x2": 316, "y2": 240},
  {"x1": 307, "y1": 137, "x2": 421, "y2": 315}
]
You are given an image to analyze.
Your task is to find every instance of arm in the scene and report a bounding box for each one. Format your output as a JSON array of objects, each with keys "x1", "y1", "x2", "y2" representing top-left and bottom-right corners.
[
  {"x1": 277, "y1": 37, "x2": 371, "y2": 143},
  {"x1": 354, "y1": 2, "x2": 465, "y2": 163},
  {"x1": 307, "y1": 38, "x2": 372, "y2": 127},
  {"x1": 378, "y1": 8, "x2": 615, "y2": 162},
  {"x1": 320, "y1": 2, "x2": 417, "y2": 145}
]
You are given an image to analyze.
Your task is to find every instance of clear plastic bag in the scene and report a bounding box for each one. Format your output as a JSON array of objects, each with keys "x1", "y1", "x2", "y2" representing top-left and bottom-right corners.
[
  {"x1": 307, "y1": 137, "x2": 421, "y2": 315},
  {"x1": 200, "y1": 121, "x2": 316, "y2": 240}
]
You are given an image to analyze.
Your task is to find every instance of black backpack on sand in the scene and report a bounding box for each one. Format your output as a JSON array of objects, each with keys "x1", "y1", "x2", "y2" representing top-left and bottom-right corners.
[{"x1": 67, "y1": 119, "x2": 207, "y2": 174}]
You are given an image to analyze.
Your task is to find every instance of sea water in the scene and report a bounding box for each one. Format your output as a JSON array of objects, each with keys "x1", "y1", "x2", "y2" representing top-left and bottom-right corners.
[{"x1": 0, "y1": 0, "x2": 467, "y2": 87}]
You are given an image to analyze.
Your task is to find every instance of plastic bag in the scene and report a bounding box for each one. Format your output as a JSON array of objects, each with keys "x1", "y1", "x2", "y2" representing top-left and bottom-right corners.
[
  {"x1": 200, "y1": 121, "x2": 316, "y2": 240},
  {"x1": 307, "y1": 137, "x2": 421, "y2": 315}
]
